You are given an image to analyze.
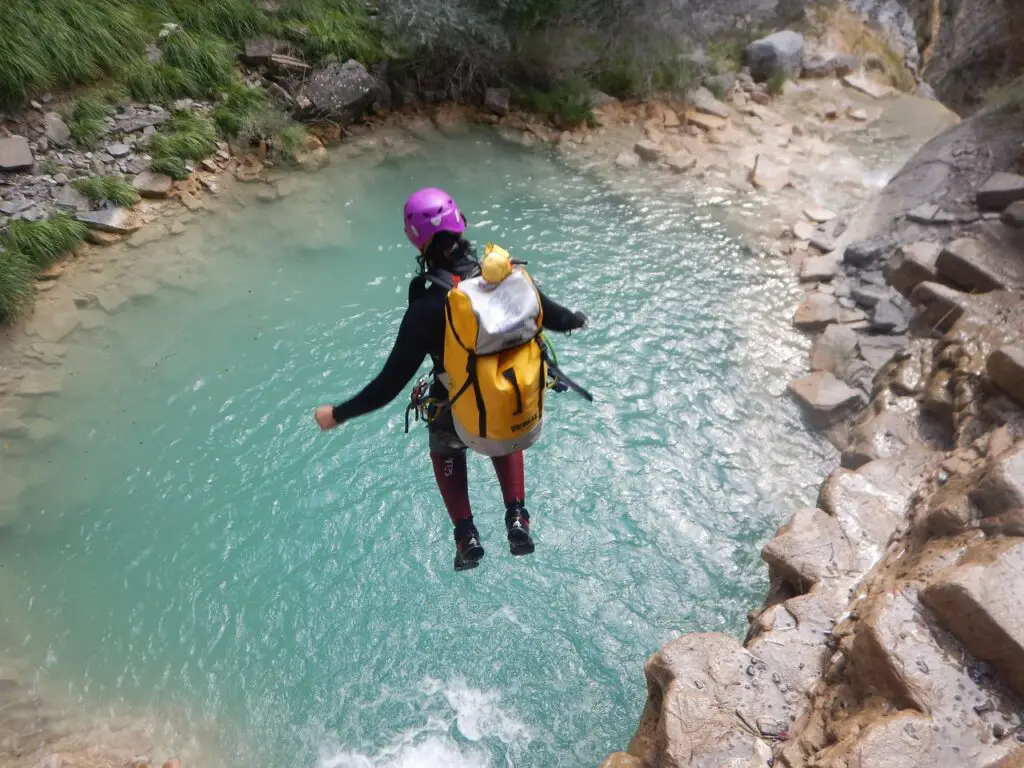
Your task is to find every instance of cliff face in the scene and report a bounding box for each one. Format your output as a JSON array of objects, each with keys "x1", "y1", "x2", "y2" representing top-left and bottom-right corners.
[{"x1": 844, "y1": 0, "x2": 1021, "y2": 112}]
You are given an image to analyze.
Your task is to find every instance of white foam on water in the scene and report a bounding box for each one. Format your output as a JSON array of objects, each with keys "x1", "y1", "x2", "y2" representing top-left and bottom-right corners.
[{"x1": 315, "y1": 679, "x2": 531, "y2": 768}]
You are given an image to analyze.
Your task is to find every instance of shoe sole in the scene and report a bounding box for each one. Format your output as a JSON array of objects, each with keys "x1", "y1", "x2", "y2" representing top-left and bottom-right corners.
[
  {"x1": 454, "y1": 546, "x2": 485, "y2": 572},
  {"x1": 508, "y1": 537, "x2": 535, "y2": 556}
]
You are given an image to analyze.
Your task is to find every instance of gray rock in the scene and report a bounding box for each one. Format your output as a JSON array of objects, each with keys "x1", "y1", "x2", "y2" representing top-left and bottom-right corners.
[
  {"x1": 917, "y1": 81, "x2": 938, "y2": 100},
  {"x1": 0, "y1": 198, "x2": 34, "y2": 216},
  {"x1": 857, "y1": 335, "x2": 906, "y2": 371},
  {"x1": 788, "y1": 371, "x2": 866, "y2": 428},
  {"x1": 1000, "y1": 201, "x2": 1024, "y2": 228},
  {"x1": 809, "y1": 233, "x2": 836, "y2": 253},
  {"x1": 745, "y1": 31, "x2": 806, "y2": 82},
  {"x1": 688, "y1": 86, "x2": 729, "y2": 118},
  {"x1": 909, "y1": 281, "x2": 968, "y2": 332},
  {"x1": 132, "y1": 171, "x2": 173, "y2": 199},
  {"x1": 906, "y1": 203, "x2": 939, "y2": 224},
  {"x1": 851, "y1": 284, "x2": 887, "y2": 308},
  {"x1": 588, "y1": 90, "x2": 617, "y2": 108},
  {"x1": 296, "y1": 59, "x2": 379, "y2": 124},
  {"x1": 0, "y1": 136, "x2": 34, "y2": 172},
  {"x1": 53, "y1": 172, "x2": 69, "y2": 184},
  {"x1": 44, "y1": 113, "x2": 71, "y2": 146},
  {"x1": 809, "y1": 323, "x2": 859, "y2": 377},
  {"x1": 484, "y1": 87, "x2": 511, "y2": 116},
  {"x1": 844, "y1": 236, "x2": 892, "y2": 268},
  {"x1": 106, "y1": 143, "x2": 131, "y2": 158},
  {"x1": 870, "y1": 298, "x2": 909, "y2": 334},
  {"x1": 976, "y1": 172, "x2": 1024, "y2": 211},
  {"x1": 800, "y1": 253, "x2": 841, "y2": 282},
  {"x1": 111, "y1": 112, "x2": 168, "y2": 134},
  {"x1": 76, "y1": 208, "x2": 140, "y2": 234},
  {"x1": 55, "y1": 186, "x2": 91, "y2": 212}
]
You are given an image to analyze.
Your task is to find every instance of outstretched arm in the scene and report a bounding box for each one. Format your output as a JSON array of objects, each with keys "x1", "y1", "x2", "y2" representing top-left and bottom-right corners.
[
  {"x1": 539, "y1": 289, "x2": 587, "y2": 334},
  {"x1": 317, "y1": 307, "x2": 430, "y2": 429}
]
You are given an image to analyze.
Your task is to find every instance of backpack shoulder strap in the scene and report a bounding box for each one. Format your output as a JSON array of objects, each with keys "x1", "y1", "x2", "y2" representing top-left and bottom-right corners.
[{"x1": 422, "y1": 269, "x2": 457, "y2": 291}]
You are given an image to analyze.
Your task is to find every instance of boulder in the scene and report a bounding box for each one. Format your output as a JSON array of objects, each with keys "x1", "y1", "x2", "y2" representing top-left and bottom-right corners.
[
  {"x1": 809, "y1": 323, "x2": 859, "y2": 376},
  {"x1": 886, "y1": 241, "x2": 941, "y2": 296},
  {"x1": 922, "y1": 540, "x2": 1024, "y2": 700},
  {"x1": 684, "y1": 110, "x2": 728, "y2": 132},
  {"x1": 1001, "y1": 200, "x2": 1024, "y2": 228},
  {"x1": 976, "y1": 172, "x2": 1024, "y2": 211},
  {"x1": 745, "y1": 31, "x2": 805, "y2": 82},
  {"x1": 688, "y1": 86, "x2": 729, "y2": 118},
  {"x1": 633, "y1": 140, "x2": 664, "y2": 162},
  {"x1": 55, "y1": 186, "x2": 92, "y2": 212},
  {"x1": 935, "y1": 237, "x2": 1007, "y2": 292},
  {"x1": 800, "y1": 253, "x2": 840, "y2": 282},
  {"x1": 750, "y1": 154, "x2": 790, "y2": 192},
  {"x1": 76, "y1": 208, "x2": 141, "y2": 234},
  {"x1": 484, "y1": 87, "x2": 511, "y2": 116},
  {"x1": 761, "y1": 507, "x2": 856, "y2": 588},
  {"x1": 788, "y1": 371, "x2": 866, "y2": 427},
  {"x1": 851, "y1": 284, "x2": 887, "y2": 308},
  {"x1": 794, "y1": 293, "x2": 839, "y2": 330},
  {"x1": 0, "y1": 136, "x2": 34, "y2": 172},
  {"x1": 627, "y1": 633, "x2": 789, "y2": 768},
  {"x1": 44, "y1": 113, "x2": 71, "y2": 146},
  {"x1": 295, "y1": 60, "x2": 379, "y2": 124},
  {"x1": 132, "y1": 171, "x2": 173, "y2": 199},
  {"x1": 987, "y1": 346, "x2": 1024, "y2": 406}
]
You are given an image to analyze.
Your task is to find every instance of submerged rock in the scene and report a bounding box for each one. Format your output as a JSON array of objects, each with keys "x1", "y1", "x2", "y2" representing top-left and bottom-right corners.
[
  {"x1": 133, "y1": 171, "x2": 173, "y2": 199},
  {"x1": 987, "y1": 347, "x2": 1024, "y2": 405}
]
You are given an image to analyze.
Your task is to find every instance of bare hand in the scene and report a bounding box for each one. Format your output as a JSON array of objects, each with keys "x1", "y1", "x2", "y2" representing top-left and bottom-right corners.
[{"x1": 315, "y1": 405, "x2": 339, "y2": 431}]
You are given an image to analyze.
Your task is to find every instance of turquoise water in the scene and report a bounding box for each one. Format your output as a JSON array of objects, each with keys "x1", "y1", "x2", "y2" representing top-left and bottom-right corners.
[{"x1": 0, "y1": 129, "x2": 833, "y2": 767}]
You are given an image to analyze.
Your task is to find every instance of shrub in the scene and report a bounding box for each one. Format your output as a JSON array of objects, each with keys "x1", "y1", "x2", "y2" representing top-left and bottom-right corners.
[
  {"x1": 0, "y1": 248, "x2": 35, "y2": 322},
  {"x1": 2, "y1": 214, "x2": 88, "y2": 269},
  {"x1": 523, "y1": 77, "x2": 594, "y2": 128},
  {"x1": 65, "y1": 96, "x2": 109, "y2": 149},
  {"x1": 706, "y1": 40, "x2": 744, "y2": 74},
  {"x1": 72, "y1": 175, "x2": 141, "y2": 207}
]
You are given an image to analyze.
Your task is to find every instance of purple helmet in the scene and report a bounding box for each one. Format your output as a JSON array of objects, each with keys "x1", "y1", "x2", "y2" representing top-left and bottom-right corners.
[{"x1": 403, "y1": 187, "x2": 466, "y2": 252}]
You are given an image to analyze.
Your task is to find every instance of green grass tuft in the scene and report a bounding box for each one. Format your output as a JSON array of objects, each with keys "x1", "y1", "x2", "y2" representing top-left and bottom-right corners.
[
  {"x1": 72, "y1": 175, "x2": 140, "y2": 207},
  {"x1": 766, "y1": 70, "x2": 787, "y2": 97},
  {"x1": 65, "y1": 96, "x2": 110, "y2": 148},
  {"x1": 274, "y1": 0, "x2": 387, "y2": 64},
  {"x1": 277, "y1": 123, "x2": 308, "y2": 158},
  {"x1": 523, "y1": 78, "x2": 594, "y2": 129},
  {"x1": 0, "y1": 0, "x2": 147, "y2": 109},
  {"x1": 0, "y1": 248, "x2": 36, "y2": 323},
  {"x1": 39, "y1": 157, "x2": 62, "y2": 176},
  {"x1": 147, "y1": 110, "x2": 219, "y2": 180},
  {"x1": 3, "y1": 214, "x2": 88, "y2": 269},
  {"x1": 213, "y1": 83, "x2": 269, "y2": 135},
  {"x1": 166, "y1": 0, "x2": 266, "y2": 41},
  {"x1": 122, "y1": 58, "x2": 197, "y2": 103},
  {"x1": 160, "y1": 28, "x2": 237, "y2": 96}
]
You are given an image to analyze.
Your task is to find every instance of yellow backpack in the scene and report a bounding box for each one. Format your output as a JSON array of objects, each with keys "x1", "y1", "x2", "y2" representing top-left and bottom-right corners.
[{"x1": 425, "y1": 244, "x2": 590, "y2": 457}]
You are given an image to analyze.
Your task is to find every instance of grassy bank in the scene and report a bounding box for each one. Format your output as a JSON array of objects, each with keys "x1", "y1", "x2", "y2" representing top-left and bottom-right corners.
[{"x1": 0, "y1": 0, "x2": 705, "y2": 322}]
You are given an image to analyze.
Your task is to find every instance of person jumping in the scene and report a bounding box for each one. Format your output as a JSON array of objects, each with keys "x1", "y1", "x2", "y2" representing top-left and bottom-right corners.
[{"x1": 314, "y1": 187, "x2": 589, "y2": 571}]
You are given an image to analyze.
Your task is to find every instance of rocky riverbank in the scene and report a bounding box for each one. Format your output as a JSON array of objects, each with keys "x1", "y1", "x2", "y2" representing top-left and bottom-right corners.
[{"x1": 593, "y1": 37, "x2": 1024, "y2": 768}]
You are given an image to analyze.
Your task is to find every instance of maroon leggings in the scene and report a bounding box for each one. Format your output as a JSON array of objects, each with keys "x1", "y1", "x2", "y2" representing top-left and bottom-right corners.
[{"x1": 430, "y1": 451, "x2": 524, "y2": 525}]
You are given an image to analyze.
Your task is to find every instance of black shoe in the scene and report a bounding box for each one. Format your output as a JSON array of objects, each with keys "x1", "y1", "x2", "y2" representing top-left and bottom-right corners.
[
  {"x1": 453, "y1": 521, "x2": 484, "y2": 572},
  {"x1": 505, "y1": 502, "x2": 535, "y2": 556}
]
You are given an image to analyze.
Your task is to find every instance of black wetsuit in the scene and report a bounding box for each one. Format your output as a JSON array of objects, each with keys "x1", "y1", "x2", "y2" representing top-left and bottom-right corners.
[{"x1": 331, "y1": 256, "x2": 585, "y2": 444}]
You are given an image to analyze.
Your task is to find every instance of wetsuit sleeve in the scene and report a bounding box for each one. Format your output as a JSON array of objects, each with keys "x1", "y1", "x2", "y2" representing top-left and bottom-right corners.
[
  {"x1": 538, "y1": 289, "x2": 586, "y2": 333},
  {"x1": 331, "y1": 304, "x2": 430, "y2": 424}
]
